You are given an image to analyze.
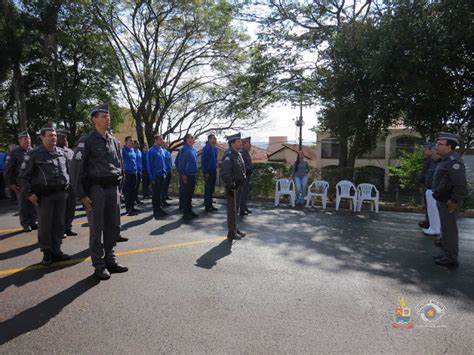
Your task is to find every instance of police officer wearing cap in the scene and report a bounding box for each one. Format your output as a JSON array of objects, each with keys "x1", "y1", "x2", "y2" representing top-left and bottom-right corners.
[
  {"x1": 239, "y1": 136, "x2": 253, "y2": 216},
  {"x1": 221, "y1": 133, "x2": 246, "y2": 240},
  {"x1": 57, "y1": 129, "x2": 78, "y2": 237},
  {"x1": 18, "y1": 124, "x2": 71, "y2": 265},
  {"x1": 71, "y1": 103, "x2": 128, "y2": 280},
  {"x1": 432, "y1": 132, "x2": 468, "y2": 267},
  {"x1": 5, "y1": 131, "x2": 38, "y2": 232}
]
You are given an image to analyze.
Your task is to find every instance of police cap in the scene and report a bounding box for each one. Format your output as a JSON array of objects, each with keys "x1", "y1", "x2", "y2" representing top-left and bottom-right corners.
[
  {"x1": 227, "y1": 133, "x2": 241, "y2": 144},
  {"x1": 90, "y1": 103, "x2": 109, "y2": 118},
  {"x1": 437, "y1": 132, "x2": 460, "y2": 146}
]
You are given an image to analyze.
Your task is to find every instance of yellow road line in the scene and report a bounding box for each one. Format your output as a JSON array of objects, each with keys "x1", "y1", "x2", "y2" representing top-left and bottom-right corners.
[{"x1": 0, "y1": 236, "x2": 226, "y2": 277}]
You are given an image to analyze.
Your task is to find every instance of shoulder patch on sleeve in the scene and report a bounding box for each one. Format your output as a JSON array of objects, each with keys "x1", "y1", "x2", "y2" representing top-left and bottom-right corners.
[
  {"x1": 75, "y1": 151, "x2": 83, "y2": 160},
  {"x1": 24, "y1": 155, "x2": 30, "y2": 161},
  {"x1": 78, "y1": 142, "x2": 85, "y2": 148},
  {"x1": 224, "y1": 156, "x2": 230, "y2": 161},
  {"x1": 452, "y1": 163, "x2": 460, "y2": 170},
  {"x1": 450, "y1": 155, "x2": 454, "y2": 160}
]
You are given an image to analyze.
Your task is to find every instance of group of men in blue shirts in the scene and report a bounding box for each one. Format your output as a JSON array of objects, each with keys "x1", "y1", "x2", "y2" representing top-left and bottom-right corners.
[{"x1": 122, "y1": 135, "x2": 172, "y2": 217}]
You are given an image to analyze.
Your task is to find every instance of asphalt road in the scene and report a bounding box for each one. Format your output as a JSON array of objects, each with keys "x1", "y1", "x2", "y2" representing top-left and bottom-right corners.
[{"x1": 1, "y1": 197, "x2": 474, "y2": 354}]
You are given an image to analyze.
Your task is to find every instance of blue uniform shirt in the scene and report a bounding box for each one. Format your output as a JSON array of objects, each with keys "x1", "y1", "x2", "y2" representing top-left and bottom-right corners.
[
  {"x1": 142, "y1": 150, "x2": 148, "y2": 173},
  {"x1": 163, "y1": 149, "x2": 172, "y2": 173},
  {"x1": 147, "y1": 145, "x2": 166, "y2": 180},
  {"x1": 135, "y1": 148, "x2": 143, "y2": 173},
  {"x1": 0, "y1": 152, "x2": 6, "y2": 172},
  {"x1": 201, "y1": 142, "x2": 218, "y2": 173},
  {"x1": 122, "y1": 146, "x2": 137, "y2": 174},
  {"x1": 177, "y1": 144, "x2": 198, "y2": 176}
]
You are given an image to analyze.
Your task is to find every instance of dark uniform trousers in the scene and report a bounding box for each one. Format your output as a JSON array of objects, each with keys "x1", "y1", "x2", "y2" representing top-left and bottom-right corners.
[
  {"x1": 162, "y1": 172, "x2": 172, "y2": 201},
  {"x1": 182, "y1": 175, "x2": 196, "y2": 215},
  {"x1": 142, "y1": 172, "x2": 150, "y2": 197},
  {"x1": 124, "y1": 172, "x2": 138, "y2": 212},
  {"x1": 135, "y1": 172, "x2": 142, "y2": 202},
  {"x1": 86, "y1": 184, "x2": 120, "y2": 268},
  {"x1": 14, "y1": 190, "x2": 37, "y2": 228},
  {"x1": 204, "y1": 170, "x2": 217, "y2": 207},
  {"x1": 65, "y1": 187, "x2": 76, "y2": 232},
  {"x1": 239, "y1": 175, "x2": 250, "y2": 213},
  {"x1": 226, "y1": 185, "x2": 242, "y2": 236},
  {"x1": 38, "y1": 191, "x2": 67, "y2": 253},
  {"x1": 152, "y1": 176, "x2": 165, "y2": 215},
  {"x1": 437, "y1": 201, "x2": 461, "y2": 260}
]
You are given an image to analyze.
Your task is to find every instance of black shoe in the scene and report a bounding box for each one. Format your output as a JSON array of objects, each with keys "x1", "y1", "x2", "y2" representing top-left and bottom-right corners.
[
  {"x1": 41, "y1": 251, "x2": 53, "y2": 266},
  {"x1": 30, "y1": 223, "x2": 38, "y2": 230},
  {"x1": 52, "y1": 252, "x2": 72, "y2": 262},
  {"x1": 227, "y1": 234, "x2": 242, "y2": 240},
  {"x1": 154, "y1": 210, "x2": 167, "y2": 219},
  {"x1": 236, "y1": 230, "x2": 246, "y2": 237},
  {"x1": 143, "y1": 195, "x2": 151, "y2": 199},
  {"x1": 211, "y1": 206, "x2": 219, "y2": 211},
  {"x1": 245, "y1": 208, "x2": 252, "y2": 214},
  {"x1": 418, "y1": 221, "x2": 429, "y2": 228},
  {"x1": 162, "y1": 202, "x2": 171, "y2": 207},
  {"x1": 127, "y1": 210, "x2": 139, "y2": 216},
  {"x1": 65, "y1": 230, "x2": 78, "y2": 236},
  {"x1": 117, "y1": 236, "x2": 129, "y2": 242},
  {"x1": 190, "y1": 211, "x2": 199, "y2": 218},
  {"x1": 434, "y1": 237, "x2": 442, "y2": 247},
  {"x1": 23, "y1": 226, "x2": 32, "y2": 233},
  {"x1": 94, "y1": 268, "x2": 111, "y2": 280},
  {"x1": 205, "y1": 206, "x2": 214, "y2": 212},
  {"x1": 434, "y1": 256, "x2": 458, "y2": 267},
  {"x1": 239, "y1": 211, "x2": 249, "y2": 216},
  {"x1": 166, "y1": 197, "x2": 172, "y2": 201},
  {"x1": 136, "y1": 200, "x2": 144, "y2": 205},
  {"x1": 106, "y1": 263, "x2": 128, "y2": 273}
]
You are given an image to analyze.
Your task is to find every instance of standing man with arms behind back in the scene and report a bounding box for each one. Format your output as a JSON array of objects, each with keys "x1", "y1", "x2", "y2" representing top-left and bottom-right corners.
[
  {"x1": 176, "y1": 133, "x2": 198, "y2": 221},
  {"x1": 57, "y1": 129, "x2": 78, "y2": 237},
  {"x1": 18, "y1": 124, "x2": 71, "y2": 265},
  {"x1": 239, "y1": 137, "x2": 253, "y2": 216},
  {"x1": 221, "y1": 133, "x2": 246, "y2": 240},
  {"x1": 202, "y1": 134, "x2": 219, "y2": 212},
  {"x1": 5, "y1": 131, "x2": 37, "y2": 232},
  {"x1": 71, "y1": 104, "x2": 128, "y2": 280},
  {"x1": 432, "y1": 132, "x2": 468, "y2": 268}
]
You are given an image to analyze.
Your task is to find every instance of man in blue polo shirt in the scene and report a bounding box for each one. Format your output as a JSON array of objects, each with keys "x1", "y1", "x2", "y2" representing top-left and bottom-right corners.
[
  {"x1": 148, "y1": 135, "x2": 168, "y2": 219},
  {"x1": 202, "y1": 134, "x2": 218, "y2": 212},
  {"x1": 122, "y1": 136, "x2": 139, "y2": 215},
  {"x1": 176, "y1": 134, "x2": 198, "y2": 220}
]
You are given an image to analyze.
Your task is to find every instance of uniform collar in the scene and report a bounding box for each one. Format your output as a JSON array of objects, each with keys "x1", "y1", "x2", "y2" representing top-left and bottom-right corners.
[{"x1": 92, "y1": 128, "x2": 110, "y2": 140}]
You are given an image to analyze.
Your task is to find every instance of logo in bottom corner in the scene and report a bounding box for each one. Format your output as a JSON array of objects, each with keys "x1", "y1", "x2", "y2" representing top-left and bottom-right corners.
[
  {"x1": 392, "y1": 297, "x2": 413, "y2": 329},
  {"x1": 416, "y1": 300, "x2": 447, "y2": 324}
]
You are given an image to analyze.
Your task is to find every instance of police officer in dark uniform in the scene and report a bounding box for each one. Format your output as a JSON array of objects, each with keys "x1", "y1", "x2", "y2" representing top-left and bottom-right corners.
[
  {"x1": 57, "y1": 129, "x2": 78, "y2": 237},
  {"x1": 4, "y1": 131, "x2": 37, "y2": 232},
  {"x1": 70, "y1": 104, "x2": 128, "y2": 280},
  {"x1": 239, "y1": 136, "x2": 253, "y2": 216},
  {"x1": 432, "y1": 132, "x2": 468, "y2": 267},
  {"x1": 221, "y1": 133, "x2": 246, "y2": 240},
  {"x1": 18, "y1": 124, "x2": 71, "y2": 265}
]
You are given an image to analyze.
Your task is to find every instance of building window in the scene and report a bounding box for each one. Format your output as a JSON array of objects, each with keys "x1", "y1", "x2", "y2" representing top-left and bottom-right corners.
[
  {"x1": 360, "y1": 141, "x2": 386, "y2": 159},
  {"x1": 321, "y1": 139, "x2": 339, "y2": 159},
  {"x1": 395, "y1": 136, "x2": 423, "y2": 157}
]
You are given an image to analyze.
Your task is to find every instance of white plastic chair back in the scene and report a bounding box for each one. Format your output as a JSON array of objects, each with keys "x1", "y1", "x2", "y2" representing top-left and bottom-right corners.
[
  {"x1": 306, "y1": 180, "x2": 329, "y2": 209},
  {"x1": 356, "y1": 183, "x2": 380, "y2": 213},
  {"x1": 275, "y1": 179, "x2": 295, "y2": 207},
  {"x1": 335, "y1": 180, "x2": 357, "y2": 211},
  {"x1": 278, "y1": 179, "x2": 293, "y2": 193},
  {"x1": 358, "y1": 183, "x2": 376, "y2": 199}
]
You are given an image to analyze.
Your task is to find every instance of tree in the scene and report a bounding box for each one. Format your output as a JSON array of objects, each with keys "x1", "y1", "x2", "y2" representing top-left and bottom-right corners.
[{"x1": 95, "y1": 0, "x2": 266, "y2": 149}]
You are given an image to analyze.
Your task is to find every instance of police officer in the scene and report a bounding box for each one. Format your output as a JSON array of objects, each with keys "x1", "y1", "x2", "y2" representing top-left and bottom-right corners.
[
  {"x1": 432, "y1": 132, "x2": 468, "y2": 267},
  {"x1": 71, "y1": 103, "x2": 128, "y2": 280},
  {"x1": 148, "y1": 135, "x2": 168, "y2": 219},
  {"x1": 5, "y1": 131, "x2": 37, "y2": 232},
  {"x1": 221, "y1": 133, "x2": 246, "y2": 240},
  {"x1": 177, "y1": 134, "x2": 199, "y2": 221},
  {"x1": 202, "y1": 134, "x2": 218, "y2": 212},
  {"x1": 122, "y1": 136, "x2": 139, "y2": 216},
  {"x1": 18, "y1": 124, "x2": 71, "y2": 265},
  {"x1": 57, "y1": 129, "x2": 78, "y2": 237},
  {"x1": 239, "y1": 136, "x2": 253, "y2": 216}
]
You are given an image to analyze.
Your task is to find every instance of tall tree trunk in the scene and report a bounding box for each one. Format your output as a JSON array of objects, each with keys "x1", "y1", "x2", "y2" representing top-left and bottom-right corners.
[
  {"x1": 12, "y1": 62, "x2": 27, "y2": 131},
  {"x1": 338, "y1": 137, "x2": 348, "y2": 167}
]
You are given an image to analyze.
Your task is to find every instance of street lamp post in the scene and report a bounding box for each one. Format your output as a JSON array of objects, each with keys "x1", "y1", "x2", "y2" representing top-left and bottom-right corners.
[{"x1": 295, "y1": 99, "x2": 305, "y2": 151}]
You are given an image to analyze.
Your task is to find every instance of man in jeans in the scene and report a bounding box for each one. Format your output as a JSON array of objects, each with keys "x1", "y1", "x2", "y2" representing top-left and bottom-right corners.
[{"x1": 202, "y1": 134, "x2": 218, "y2": 212}]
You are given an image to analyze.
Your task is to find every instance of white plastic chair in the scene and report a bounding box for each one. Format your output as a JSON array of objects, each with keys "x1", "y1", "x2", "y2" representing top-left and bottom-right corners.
[
  {"x1": 335, "y1": 180, "x2": 357, "y2": 211},
  {"x1": 275, "y1": 179, "x2": 296, "y2": 207},
  {"x1": 306, "y1": 180, "x2": 329, "y2": 209},
  {"x1": 356, "y1": 183, "x2": 380, "y2": 213}
]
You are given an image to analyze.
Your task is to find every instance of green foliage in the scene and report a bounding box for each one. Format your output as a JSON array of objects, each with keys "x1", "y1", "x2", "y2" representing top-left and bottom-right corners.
[{"x1": 388, "y1": 146, "x2": 424, "y2": 190}]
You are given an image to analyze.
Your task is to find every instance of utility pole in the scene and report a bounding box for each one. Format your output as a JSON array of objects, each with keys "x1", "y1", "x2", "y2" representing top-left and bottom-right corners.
[{"x1": 295, "y1": 97, "x2": 304, "y2": 151}]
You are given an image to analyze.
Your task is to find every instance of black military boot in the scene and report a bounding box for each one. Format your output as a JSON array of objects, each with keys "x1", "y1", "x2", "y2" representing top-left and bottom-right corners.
[
  {"x1": 52, "y1": 252, "x2": 72, "y2": 262},
  {"x1": 41, "y1": 250, "x2": 53, "y2": 266},
  {"x1": 94, "y1": 267, "x2": 111, "y2": 280},
  {"x1": 106, "y1": 263, "x2": 128, "y2": 273}
]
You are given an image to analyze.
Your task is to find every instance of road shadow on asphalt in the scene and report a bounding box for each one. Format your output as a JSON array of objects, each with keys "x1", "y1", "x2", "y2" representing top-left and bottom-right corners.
[
  {"x1": 0, "y1": 243, "x2": 38, "y2": 261},
  {"x1": 0, "y1": 229, "x2": 24, "y2": 242},
  {"x1": 0, "y1": 249, "x2": 90, "y2": 293},
  {"x1": 150, "y1": 218, "x2": 184, "y2": 236},
  {"x1": 121, "y1": 214, "x2": 154, "y2": 231},
  {"x1": 243, "y1": 207, "x2": 474, "y2": 309},
  {"x1": 195, "y1": 239, "x2": 232, "y2": 269},
  {"x1": 0, "y1": 275, "x2": 99, "y2": 345}
]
